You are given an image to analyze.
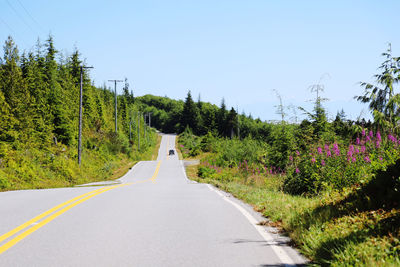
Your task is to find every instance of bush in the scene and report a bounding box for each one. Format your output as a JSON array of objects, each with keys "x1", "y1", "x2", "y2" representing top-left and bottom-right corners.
[{"x1": 284, "y1": 130, "x2": 400, "y2": 195}]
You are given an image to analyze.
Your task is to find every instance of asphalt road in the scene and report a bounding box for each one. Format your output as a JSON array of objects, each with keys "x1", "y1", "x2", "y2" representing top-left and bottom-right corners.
[{"x1": 0, "y1": 134, "x2": 306, "y2": 266}]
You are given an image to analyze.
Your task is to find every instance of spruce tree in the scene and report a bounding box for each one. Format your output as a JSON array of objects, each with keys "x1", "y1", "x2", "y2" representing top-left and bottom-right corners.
[{"x1": 181, "y1": 90, "x2": 199, "y2": 133}]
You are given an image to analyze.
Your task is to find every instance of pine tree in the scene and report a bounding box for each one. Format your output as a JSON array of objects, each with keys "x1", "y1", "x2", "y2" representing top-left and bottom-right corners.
[
  {"x1": 227, "y1": 107, "x2": 238, "y2": 138},
  {"x1": 217, "y1": 98, "x2": 228, "y2": 136},
  {"x1": 0, "y1": 36, "x2": 35, "y2": 144},
  {"x1": 181, "y1": 90, "x2": 199, "y2": 133}
]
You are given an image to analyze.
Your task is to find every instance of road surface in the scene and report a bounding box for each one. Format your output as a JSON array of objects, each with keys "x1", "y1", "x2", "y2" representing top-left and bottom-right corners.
[{"x1": 0, "y1": 134, "x2": 306, "y2": 266}]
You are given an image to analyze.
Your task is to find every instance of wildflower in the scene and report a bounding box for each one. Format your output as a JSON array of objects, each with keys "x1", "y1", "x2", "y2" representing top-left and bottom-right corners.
[
  {"x1": 317, "y1": 147, "x2": 322, "y2": 154},
  {"x1": 361, "y1": 145, "x2": 366, "y2": 153},
  {"x1": 369, "y1": 130, "x2": 373, "y2": 138},
  {"x1": 356, "y1": 137, "x2": 360, "y2": 145},
  {"x1": 376, "y1": 141, "x2": 380, "y2": 148},
  {"x1": 324, "y1": 144, "x2": 329, "y2": 151},
  {"x1": 295, "y1": 168, "x2": 300, "y2": 174},
  {"x1": 296, "y1": 150, "x2": 300, "y2": 156},
  {"x1": 326, "y1": 150, "x2": 332, "y2": 157},
  {"x1": 355, "y1": 148, "x2": 359, "y2": 154},
  {"x1": 289, "y1": 155, "x2": 293, "y2": 161},
  {"x1": 364, "y1": 156, "x2": 371, "y2": 163},
  {"x1": 362, "y1": 129, "x2": 366, "y2": 136},
  {"x1": 333, "y1": 143, "x2": 340, "y2": 156},
  {"x1": 377, "y1": 131, "x2": 381, "y2": 142},
  {"x1": 347, "y1": 149, "x2": 353, "y2": 158},
  {"x1": 311, "y1": 157, "x2": 316, "y2": 163},
  {"x1": 352, "y1": 157, "x2": 356, "y2": 163},
  {"x1": 379, "y1": 157, "x2": 383, "y2": 161},
  {"x1": 366, "y1": 136, "x2": 371, "y2": 142},
  {"x1": 321, "y1": 159, "x2": 325, "y2": 166}
]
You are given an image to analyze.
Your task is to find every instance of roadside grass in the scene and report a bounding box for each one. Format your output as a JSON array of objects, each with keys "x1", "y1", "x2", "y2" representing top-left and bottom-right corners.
[
  {"x1": 151, "y1": 134, "x2": 162, "y2": 161},
  {"x1": 106, "y1": 134, "x2": 162, "y2": 182},
  {"x1": 185, "y1": 158, "x2": 400, "y2": 266},
  {"x1": 0, "y1": 133, "x2": 159, "y2": 191},
  {"x1": 175, "y1": 136, "x2": 184, "y2": 160}
]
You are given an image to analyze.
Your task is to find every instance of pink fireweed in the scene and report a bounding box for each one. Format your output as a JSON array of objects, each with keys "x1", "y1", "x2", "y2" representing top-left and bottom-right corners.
[
  {"x1": 369, "y1": 130, "x2": 374, "y2": 138},
  {"x1": 356, "y1": 137, "x2": 360, "y2": 145},
  {"x1": 376, "y1": 140, "x2": 380, "y2": 148},
  {"x1": 388, "y1": 134, "x2": 396, "y2": 143},
  {"x1": 295, "y1": 168, "x2": 300, "y2": 173},
  {"x1": 311, "y1": 157, "x2": 316, "y2": 163},
  {"x1": 366, "y1": 136, "x2": 371, "y2": 142},
  {"x1": 361, "y1": 145, "x2": 366, "y2": 153},
  {"x1": 347, "y1": 145, "x2": 355, "y2": 159},
  {"x1": 362, "y1": 129, "x2": 366, "y2": 136},
  {"x1": 326, "y1": 150, "x2": 332, "y2": 157},
  {"x1": 352, "y1": 157, "x2": 356, "y2": 163},
  {"x1": 364, "y1": 156, "x2": 371, "y2": 163},
  {"x1": 377, "y1": 131, "x2": 381, "y2": 142},
  {"x1": 289, "y1": 155, "x2": 293, "y2": 161},
  {"x1": 317, "y1": 147, "x2": 323, "y2": 154},
  {"x1": 296, "y1": 150, "x2": 300, "y2": 156},
  {"x1": 333, "y1": 143, "x2": 340, "y2": 156},
  {"x1": 324, "y1": 144, "x2": 329, "y2": 151},
  {"x1": 321, "y1": 159, "x2": 325, "y2": 166}
]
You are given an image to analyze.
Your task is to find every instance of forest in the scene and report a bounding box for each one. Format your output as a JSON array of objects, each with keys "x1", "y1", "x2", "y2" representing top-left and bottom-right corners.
[{"x1": 0, "y1": 36, "x2": 157, "y2": 190}]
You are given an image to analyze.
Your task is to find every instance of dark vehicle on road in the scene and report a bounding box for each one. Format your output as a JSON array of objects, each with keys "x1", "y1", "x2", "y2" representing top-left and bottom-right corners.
[{"x1": 169, "y1": 149, "x2": 175, "y2": 155}]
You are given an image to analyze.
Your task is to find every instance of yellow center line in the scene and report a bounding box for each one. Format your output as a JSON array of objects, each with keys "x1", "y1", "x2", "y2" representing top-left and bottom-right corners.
[
  {"x1": 166, "y1": 136, "x2": 170, "y2": 160},
  {"x1": 0, "y1": 186, "x2": 111, "y2": 244},
  {"x1": 151, "y1": 161, "x2": 162, "y2": 183},
  {"x1": 0, "y1": 160, "x2": 163, "y2": 255},
  {"x1": 0, "y1": 184, "x2": 127, "y2": 254}
]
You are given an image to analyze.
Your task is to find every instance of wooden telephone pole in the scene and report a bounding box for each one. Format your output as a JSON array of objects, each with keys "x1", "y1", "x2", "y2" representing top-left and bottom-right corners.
[{"x1": 108, "y1": 79, "x2": 123, "y2": 133}]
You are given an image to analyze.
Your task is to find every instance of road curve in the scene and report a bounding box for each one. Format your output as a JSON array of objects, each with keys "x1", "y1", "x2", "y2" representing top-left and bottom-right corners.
[{"x1": 0, "y1": 134, "x2": 306, "y2": 266}]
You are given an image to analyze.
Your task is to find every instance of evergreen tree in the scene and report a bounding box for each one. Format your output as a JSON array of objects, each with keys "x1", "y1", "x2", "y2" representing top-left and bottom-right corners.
[
  {"x1": 356, "y1": 44, "x2": 400, "y2": 132},
  {"x1": 181, "y1": 90, "x2": 199, "y2": 133},
  {"x1": 217, "y1": 98, "x2": 228, "y2": 136},
  {"x1": 227, "y1": 107, "x2": 238, "y2": 138}
]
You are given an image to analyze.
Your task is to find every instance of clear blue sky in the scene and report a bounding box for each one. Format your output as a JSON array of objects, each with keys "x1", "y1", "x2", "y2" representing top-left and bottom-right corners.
[{"x1": 1, "y1": 0, "x2": 400, "y2": 121}]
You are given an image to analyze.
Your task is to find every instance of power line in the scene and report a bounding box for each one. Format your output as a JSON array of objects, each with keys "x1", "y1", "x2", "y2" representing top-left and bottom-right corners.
[
  {"x1": 0, "y1": 16, "x2": 30, "y2": 47},
  {"x1": 5, "y1": 0, "x2": 38, "y2": 35},
  {"x1": 0, "y1": 16, "x2": 16, "y2": 34},
  {"x1": 15, "y1": 0, "x2": 45, "y2": 34}
]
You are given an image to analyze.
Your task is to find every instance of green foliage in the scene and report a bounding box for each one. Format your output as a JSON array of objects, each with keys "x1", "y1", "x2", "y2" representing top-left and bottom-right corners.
[
  {"x1": 181, "y1": 90, "x2": 200, "y2": 133},
  {"x1": 356, "y1": 44, "x2": 400, "y2": 133},
  {"x1": 0, "y1": 36, "x2": 157, "y2": 190},
  {"x1": 284, "y1": 130, "x2": 400, "y2": 195}
]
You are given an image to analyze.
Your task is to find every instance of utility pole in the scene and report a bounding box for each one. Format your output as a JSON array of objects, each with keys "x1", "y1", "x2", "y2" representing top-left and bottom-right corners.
[
  {"x1": 129, "y1": 110, "x2": 133, "y2": 141},
  {"x1": 148, "y1": 112, "x2": 151, "y2": 128},
  {"x1": 237, "y1": 105, "x2": 240, "y2": 139},
  {"x1": 78, "y1": 65, "x2": 93, "y2": 166},
  {"x1": 108, "y1": 79, "x2": 123, "y2": 134},
  {"x1": 129, "y1": 118, "x2": 132, "y2": 141},
  {"x1": 137, "y1": 112, "x2": 141, "y2": 151},
  {"x1": 144, "y1": 113, "x2": 147, "y2": 144},
  {"x1": 146, "y1": 112, "x2": 152, "y2": 128}
]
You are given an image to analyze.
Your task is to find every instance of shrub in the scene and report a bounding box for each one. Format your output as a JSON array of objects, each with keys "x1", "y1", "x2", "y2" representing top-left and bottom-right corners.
[{"x1": 284, "y1": 130, "x2": 400, "y2": 195}]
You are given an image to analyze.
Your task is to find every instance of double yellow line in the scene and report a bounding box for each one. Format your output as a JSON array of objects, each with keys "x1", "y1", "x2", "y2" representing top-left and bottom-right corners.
[{"x1": 0, "y1": 160, "x2": 162, "y2": 255}]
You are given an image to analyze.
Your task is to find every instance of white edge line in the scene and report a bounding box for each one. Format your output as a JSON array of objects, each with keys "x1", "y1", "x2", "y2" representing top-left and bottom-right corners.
[
  {"x1": 116, "y1": 161, "x2": 144, "y2": 183},
  {"x1": 206, "y1": 184, "x2": 296, "y2": 266},
  {"x1": 180, "y1": 160, "x2": 197, "y2": 184}
]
